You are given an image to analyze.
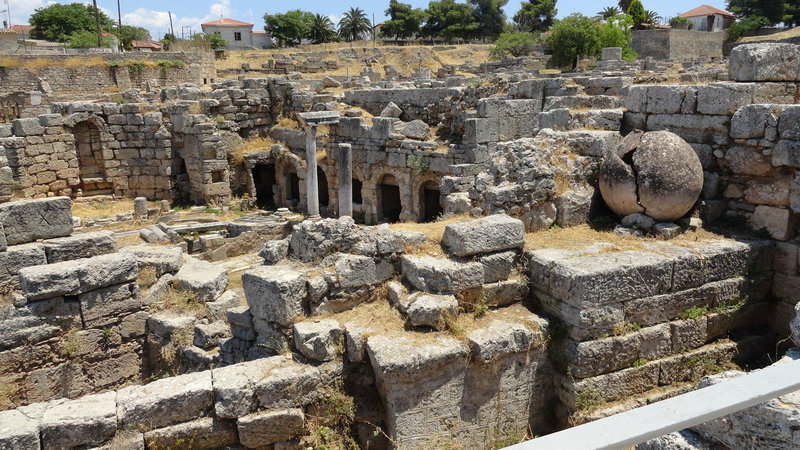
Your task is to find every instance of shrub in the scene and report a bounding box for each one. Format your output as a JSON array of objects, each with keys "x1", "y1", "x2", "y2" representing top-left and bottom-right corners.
[
  {"x1": 669, "y1": 16, "x2": 693, "y2": 30},
  {"x1": 208, "y1": 33, "x2": 227, "y2": 49},
  {"x1": 598, "y1": 14, "x2": 638, "y2": 61},
  {"x1": 727, "y1": 16, "x2": 771, "y2": 41},
  {"x1": 67, "y1": 30, "x2": 114, "y2": 49},
  {"x1": 489, "y1": 32, "x2": 539, "y2": 60},
  {"x1": 546, "y1": 14, "x2": 601, "y2": 68}
]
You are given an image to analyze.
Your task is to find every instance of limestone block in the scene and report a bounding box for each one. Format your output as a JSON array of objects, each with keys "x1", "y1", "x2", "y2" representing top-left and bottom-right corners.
[
  {"x1": 174, "y1": 256, "x2": 229, "y2": 302},
  {"x1": 468, "y1": 320, "x2": 537, "y2": 363},
  {"x1": 728, "y1": 43, "x2": 800, "y2": 82},
  {"x1": 0, "y1": 197, "x2": 73, "y2": 245},
  {"x1": 380, "y1": 102, "x2": 403, "y2": 118},
  {"x1": 730, "y1": 104, "x2": 780, "y2": 139},
  {"x1": 227, "y1": 305, "x2": 254, "y2": 340},
  {"x1": 0, "y1": 243, "x2": 46, "y2": 289},
  {"x1": 19, "y1": 253, "x2": 138, "y2": 301},
  {"x1": 0, "y1": 409, "x2": 41, "y2": 450},
  {"x1": 482, "y1": 279, "x2": 529, "y2": 307},
  {"x1": 407, "y1": 294, "x2": 458, "y2": 329},
  {"x1": 207, "y1": 290, "x2": 242, "y2": 321},
  {"x1": 477, "y1": 250, "x2": 516, "y2": 283},
  {"x1": 117, "y1": 370, "x2": 213, "y2": 430},
  {"x1": 401, "y1": 255, "x2": 483, "y2": 294},
  {"x1": 237, "y1": 409, "x2": 305, "y2": 448},
  {"x1": 79, "y1": 282, "x2": 141, "y2": 327},
  {"x1": 601, "y1": 47, "x2": 622, "y2": 61},
  {"x1": 293, "y1": 318, "x2": 343, "y2": 362},
  {"x1": 696, "y1": 83, "x2": 756, "y2": 115},
  {"x1": 671, "y1": 317, "x2": 708, "y2": 352},
  {"x1": 441, "y1": 214, "x2": 524, "y2": 257},
  {"x1": 143, "y1": 418, "x2": 238, "y2": 450},
  {"x1": 398, "y1": 120, "x2": 429, "y2": 140},
  {"x1": 119, "y1": 244, "x2": 184, "y2": 276},
  {"x1": 749, "y1": 205, "x2": 796, "y2": 240},
  {"x1": 259, "y1": 238, "x2": 289, "y2": 265},
  {"x1": 194, "y1": 321, "x2": 230, "y2": 349},
  {"x1": 779, "y1": 106, "x2": 800, "y2": 140},
  {"x1": 11, "y1": 118, "x2": 44, "y2": 136},
  {"x1": 147, "y1": 312, "x2": 195, "y2": 339},
  {"x1": 772, "y1": 140, "x2": 800, "y2": 168},
  {"x1": 42, "y1": 231, "x2": 115, "y2": 263},
  {"x1": 40, "y1": 392, "x2": 117, "y2": 449},
  {"x1": 242, "y1": 265, "x2": 307, "y2": 326},
  {"x1": 335, "y1": 254, "x2": 377, "y2": 288}
]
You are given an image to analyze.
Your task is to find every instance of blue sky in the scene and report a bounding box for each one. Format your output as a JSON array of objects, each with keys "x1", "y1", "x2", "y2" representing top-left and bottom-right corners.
[{"x1": 9, "y1": 0, "x2": 731, "y2": 39}]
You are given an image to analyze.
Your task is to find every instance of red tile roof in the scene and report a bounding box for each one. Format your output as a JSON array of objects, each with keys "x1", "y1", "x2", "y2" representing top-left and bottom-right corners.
[
  {"x1": 9, "y1": 25, "x2": 34, "y2": 34},
  {"x1": 252, "y1": 30, "x2": 268, "y2": 34},
  {"x1": 132, "y1": 40, "x2": 164, "y2": 49},
  {"x1": 679, "y1": 4, "x2": 734, "y2": 18},
  {"x1": 201, "y1": 18, "x2": 253, "y2": 27}
]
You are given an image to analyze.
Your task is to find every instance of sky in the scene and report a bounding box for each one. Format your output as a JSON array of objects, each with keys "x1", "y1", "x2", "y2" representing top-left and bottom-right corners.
[{"x1": 6, "y1": 0, "x2": 732, "y2": 40}]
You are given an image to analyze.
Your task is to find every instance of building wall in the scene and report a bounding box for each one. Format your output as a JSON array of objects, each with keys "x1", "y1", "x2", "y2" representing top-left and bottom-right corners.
[
  {"x1": 631, "y1": 30, "x2": 725, "y2": 60},
  {"x1": 251, "y1": 33, "x2": 272, "y2": 49},
  {"x1": 201, "y1": 25, "x2": 254, "y2": 49}
]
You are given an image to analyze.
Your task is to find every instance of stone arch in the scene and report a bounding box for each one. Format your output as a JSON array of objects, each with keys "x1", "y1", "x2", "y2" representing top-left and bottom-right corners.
[
  {"x1": 272, "y1": 147, "x2": 306, "y2": 208},
  {"x1": 317, "y1": 165, "x2": 330, "y2": 209},
  {"x1": 419, "y1": 179, "x2": 443, "y2": 223},
  {"x1": 376, "y1": 173, "x2": 402, "y2": 223},
  {"x1": 364, "y1": 169, "x2": 412, "y2": 224}
]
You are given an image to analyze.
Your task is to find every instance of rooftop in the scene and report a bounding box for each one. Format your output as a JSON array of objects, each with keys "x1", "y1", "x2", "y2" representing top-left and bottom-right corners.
[
  {"x1": 201, "y1": 18, "x2": 254, "y2": 27},
  {"x1": 678, "y1": 4, "x2": 735, "y2": 18}
]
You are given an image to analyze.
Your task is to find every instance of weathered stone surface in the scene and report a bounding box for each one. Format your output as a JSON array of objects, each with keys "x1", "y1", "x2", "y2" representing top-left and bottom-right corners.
[
  {"x1": 468, "y1": 320, "x2": 539, "y2": 363},
  {"x1": 293, "y1": 318, "x2": 344, "y2": 362},
  {"x1": 0, "y1": 409, "x2": 41, "y2": 450},
  {"x1": 42, "y1": 231, "x2": 115, "y2": 263},
  {"x1": 0, "y1": 197, "x2": 73, "y2": 245},
  {"x1": 399, "y1": 120, "x2": 430, "y2": 140},
  {"x1": 289, "y1": 217, "x2": 361, "y2": 262},
  {"x1": 477, "y1": 251, "x2": 516, "y2": 283},
  {"x1": 117, "y1": 370, "x2": 213, "y2": 430},
  {"x1": 259, "y1": 238, "x2": 289, "y2": 265},
  {"x1": 79, "y1": 282, "x2": 141, "y2": 327},
  {"x1": 0, "y1": 243, "x2": 46, "y2": 289},
  {"x1": 637, "y1": 430, "x2": 710, "y2": 449},
  {"x1": 120, "y1": 245, "x2": 184, "y2": 275},
  {"x1": 207, "y1": 290, "x2": 242, "y2": 321},
  {"x1": 749, "y1": 205, "x2": 796, "y2": 240},
  {"x1": 40, "y1": 392, "x2": 117, "y2": 449},
  {"x1": 728, "y1": 43, "x2": 800, "y2": 82},
  {"x1": 19, "y1": 253, "x2": 138, "y2": 301},
  {"x1": 407, "y1": 294, "x2": 458, "y2": 329},
  {"x1": 380, "y1": 102, "x2": 403, "y2": 118},
  {"x1": 237, "y1": 408, "x2": 305, "y2": 447},
  {"x1": 401, "y1": 255, "x2": 484, "y2": 294},
  {"x1": 143, "y1": 418, "x2": 238, "y2": 450},
  {"x1": 441, "y1": 214, "x2": 524, "y2": 256},
  {"x1": 242, "y1": 265, "x2": 307, "y2": 326},
  {"x1": 335, "y1": 254, "x2": 377, "y2": 287},
  {"x1": 174, "y1": 256, "x2": 228, "y2": 302}
]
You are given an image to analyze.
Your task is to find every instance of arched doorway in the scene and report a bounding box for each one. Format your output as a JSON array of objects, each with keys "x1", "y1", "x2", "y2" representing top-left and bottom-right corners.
[
  {"x1": 318, "y1": 167, "x2": 329, "y2": 208},
  {"x1": 73, "y1": 121, "x2": 109, "y2": 195},
  {"x1": 352, "y1": 178, "x2": 363, "y2": 205},
  {"x1": 420, "y1": 180, "x2": 442, "y2": 223},
  {"x1": 287, "y1": 170, "x2": 300, "y2": 206},
  {"x1": 253, "y1": 163, "x2": 276, "y2": 209},
  {"x1": 378, "y1": 174, "x2": 402, "y2": 223}
]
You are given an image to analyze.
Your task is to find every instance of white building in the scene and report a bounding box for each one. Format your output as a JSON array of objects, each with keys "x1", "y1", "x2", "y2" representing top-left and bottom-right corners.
[
  {"x1": 200, "y1": 18, "x2": 271, "y2": 49},
  {"x1": 677, "y1": 4, "x2": 735, "y2": 32}
]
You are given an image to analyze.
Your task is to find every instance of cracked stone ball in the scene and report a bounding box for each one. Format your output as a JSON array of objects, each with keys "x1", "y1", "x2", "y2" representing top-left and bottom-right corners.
[{"x1": 599, "y1": 130, "x2": 703, "y2": 222}]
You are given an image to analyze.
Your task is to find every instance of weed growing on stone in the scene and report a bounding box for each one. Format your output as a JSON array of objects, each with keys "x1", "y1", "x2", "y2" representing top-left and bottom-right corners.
[
  {"x1": 137, "y1": 266, "x2": 158, "y2": 290},
  {"x1": 575, "y1": 387, "x2": 603, "y2": 411},
  {"x1": 407, "y1": 154, "x2": 430, "y2": 174},
  {"x1": 632, "y1": 358, "x2": 648, "y2": 367},
  {"x1": 302, "y1": 390, "x2": 359, "y2": 450},
  {"x1": 612, "y1": 321, "x2": 642, "y2": 336},
  {"x1": 162, "y1": 286, "x2": 207, "y2": 318},
  {"x1": 60, "y1": 330, "x2": 84, "y2": 357},
  {"x1": 680, "y1": 305, "x2": 709, "y2": 320}
]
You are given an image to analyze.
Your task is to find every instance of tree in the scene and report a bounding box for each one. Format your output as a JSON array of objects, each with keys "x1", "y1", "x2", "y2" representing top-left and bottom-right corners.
[
  {"x1": 513, "y1": 0, "x2": 557, "y2": 33},
  {"x1": 726, "y1": 15, "x2": 771, "y2": 40},
  {"x1": 338, "y1": 7, "x2": 372, "y2": 42},
  {"x1": 208, "y1": 33, "x2": 227, "y2": 49},
  {"x1": 116, "y1": 25, "x2": 151, "y2": 51},
  {"x1": 726, "y1": 0, "x2": 788, "y2": 25},
  {"x1": 470, "y1": 0, "x2": 509, "y2": 40},
  {"x1": 489, "y1": 31, "x2": 537, "y2": 59},
  {"x1": 669, "y1": 16, "x2": 693, "y2": 30},
  {"x1": 264, "y1": 10, "x2": 314, "y2": 46},
  {"x1": 67, "y1": 30, "x2": 114, "y2": 48},
  {"x1": 597, "y1": 6, "x2": 622, "y2": 21},
  {"x1": 381, "y1": 0, "x2": 426, "y2": 41},
  {"x1": 618, "y1": 0, "x2": 632, "y2": 13},
  {"x1": 29, "y1": 2, "x2": 113, "y2": 42},
  {"x1": 598, "y1": 14, "x2": 637, "y2": 60},
  {"x1": 422, "y1": 0, "x2": 480, "y2": 42},
  {"x1": 627, "y1": 0, "x2": 646, "y2": 26},
  {"x1": 644, "y1": 10, "x2": 661, "y2": 25},
  {"x1": 545, "y1": 13, "x2": 601, "y2": 68},
  {"x1": 308, "y1": 14, "x2": 337, "y2": 43}
]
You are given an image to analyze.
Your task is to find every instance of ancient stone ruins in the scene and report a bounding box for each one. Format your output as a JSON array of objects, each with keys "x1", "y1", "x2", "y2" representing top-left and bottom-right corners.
[{"x1": 1, "y1": 41, "x2": 800, "y2": 449}]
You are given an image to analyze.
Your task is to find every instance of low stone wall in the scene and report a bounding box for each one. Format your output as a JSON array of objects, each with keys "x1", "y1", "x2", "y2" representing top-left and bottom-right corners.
[
  {"x1": 631, "y1": 30, "x2": 725, "y2": 61},
  {"x1": 343, "y1": 87, "x2": 462, "y2": 124}
]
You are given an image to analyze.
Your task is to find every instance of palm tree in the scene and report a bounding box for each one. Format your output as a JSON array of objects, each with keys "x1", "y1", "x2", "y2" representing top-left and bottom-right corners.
[
  {"x1": 338, "y1": 7, "x2": 372, "y2": 42},
  {"x1": 645, "y1": 10, "x2": 662, "y2": 25},
  {"x1": 309, "y1": 14, "x2": 336, "y2": 44},
  {"x1": 597, "y1": 6, "x2": 622, "y2": 21},
  {"x1": 618, "y1": 0, "x2": 632, "y2": 13}
]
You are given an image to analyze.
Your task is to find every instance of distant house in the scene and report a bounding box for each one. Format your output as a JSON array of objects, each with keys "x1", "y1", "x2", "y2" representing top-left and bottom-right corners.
[
  {"x1": 9, "y1": 25, "x2": 33, "y2": 40},
  {"x1": 200, "y1": 18, "x2": 271, "y2": 49},
  {"x1": 131, "y1": 40, "x2": 163, "y2": 52},
  {"x1": 678, "y1": 4, "x2": 735, "y2": 32}
]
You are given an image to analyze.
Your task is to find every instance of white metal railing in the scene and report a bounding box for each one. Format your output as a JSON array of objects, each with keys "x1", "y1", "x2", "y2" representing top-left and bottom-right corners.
[{"x1": 507, "y1": 358, "x2": 800, "y2": 450}]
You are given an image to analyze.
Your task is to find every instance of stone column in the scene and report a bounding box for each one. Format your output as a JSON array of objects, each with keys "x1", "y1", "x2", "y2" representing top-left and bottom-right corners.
[
  {"x1": 337, "y1": 144, "x2": 353, "y2": 217},
  {"x1": 304, "y1": 125, "x2": 320, "y2": 218},
  {"x1": 133, "y1": 197, "x2": 148, "y2": 221}
]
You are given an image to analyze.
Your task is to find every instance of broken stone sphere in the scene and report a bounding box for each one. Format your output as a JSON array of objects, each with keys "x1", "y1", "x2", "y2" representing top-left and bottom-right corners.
[{"x1": 599, "y1": 130, "x2": 703, "y2": 222}]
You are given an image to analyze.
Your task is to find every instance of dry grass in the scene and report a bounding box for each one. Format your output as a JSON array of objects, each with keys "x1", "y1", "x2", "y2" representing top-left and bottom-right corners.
[
  {"x1": 137, "y1": 266, "x2": 158, "y2": 290},
  {"x1": 740, "y1": 27, "x2": 800, "y2": 43},
  {"x1": 276, "y1": 115, "x2": 301, "y2": 130},
  {"x1": 72, "y1": 199, "x2": 136, "y2": 220},
  {"x1": 389, "y1": 214, "x2": 472, "y2": 256},
  {"x1": 232, "y1": 136, "x2": 277, "y2": 163},
  {"x1": 524, "y1": 224, "x2": 725, "y2": 252},
  {"x1": 64, "y1": 56, "x2": 107, "y2": 68},
  {"x1": 324, "y1": 298, "x2": 406, "y2": 337},
  {"x1": 162, "y1": 286, "x2": 208, "y2": 317},
  {"x1": 115, "y1": 233, "x2": 142, "y2": 247}
]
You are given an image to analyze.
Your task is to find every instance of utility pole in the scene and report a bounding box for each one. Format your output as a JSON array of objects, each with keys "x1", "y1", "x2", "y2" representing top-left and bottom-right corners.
[
  {"x1": 117, "y1": 0, "x2": 123, "y2": 52},
  {"x1": 92, "y1": 0, "x2": 102, "y2": 48},
  {"x1": 168, "y1": 11, "x2": 175, "y2": 39}
]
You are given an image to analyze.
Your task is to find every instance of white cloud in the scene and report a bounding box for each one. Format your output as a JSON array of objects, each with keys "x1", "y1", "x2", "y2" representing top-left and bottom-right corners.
[
  {"x1": 6, "y1": 0, "x2": 52, "y2": 26},
  {"x1": 122, "y1": 1, "x2": 237, "y2": 39}
]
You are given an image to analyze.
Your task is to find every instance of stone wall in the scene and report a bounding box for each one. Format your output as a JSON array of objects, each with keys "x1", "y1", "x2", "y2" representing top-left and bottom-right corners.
[
  {"x1": 631, "y1": 30, "x2": 725, "y2": 61},
  {"x1": 343, "y1": 87, "x2": 462, "y2": 124},
  {"x1": 0, "y1": 52, "x2": 215, "y2": 99}
]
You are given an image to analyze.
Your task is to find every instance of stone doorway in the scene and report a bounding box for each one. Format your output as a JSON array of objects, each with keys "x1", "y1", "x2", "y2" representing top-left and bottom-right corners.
[
  {"x1": 287, "y1": 171, "x2": 300, "y2": 206},
  {"x1": 378, "y1": 174, "x2": 402, "y2": 223},
  {"x1": 318, "y1": 167, "x2": 329, "y2": 208},
  {"x1": 73, "y1": 121, "x2": 111, "y2": 195},
  {"x1": 421, "y1": 181, "x2": 442, "y2": 223},
  {"x1": 253, "y1": 163, "x2": 276, "y2": 209}
]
